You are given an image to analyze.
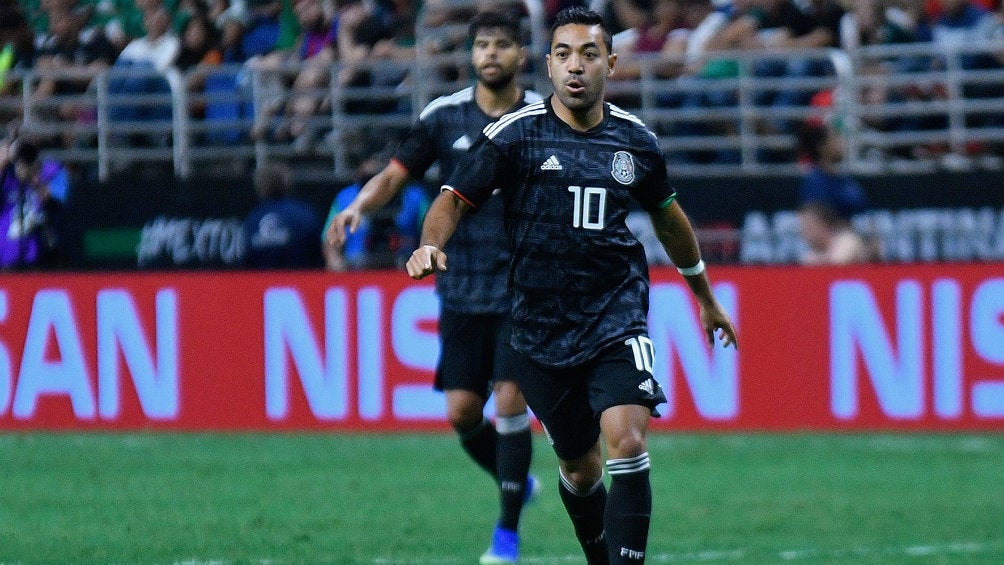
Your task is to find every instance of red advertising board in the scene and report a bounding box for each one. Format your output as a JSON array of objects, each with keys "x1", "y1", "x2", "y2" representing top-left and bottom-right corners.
[{"x1": 1, "y1": 264, "x2": 1002, "y2": 431}]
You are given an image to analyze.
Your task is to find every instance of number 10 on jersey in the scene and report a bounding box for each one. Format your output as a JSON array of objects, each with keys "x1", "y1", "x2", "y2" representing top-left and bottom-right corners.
[{"x1": 568, "y1": 186, "x2": 607, "y2": 230}]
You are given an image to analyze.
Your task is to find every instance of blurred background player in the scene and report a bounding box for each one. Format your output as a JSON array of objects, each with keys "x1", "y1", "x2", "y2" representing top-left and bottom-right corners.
[{"x1": 325, "y1": 10, "x2": 542, "y2": 565}]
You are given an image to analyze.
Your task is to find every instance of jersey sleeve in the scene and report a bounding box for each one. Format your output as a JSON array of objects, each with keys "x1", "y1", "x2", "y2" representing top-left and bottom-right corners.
[
  {"x1": 631, "y1": 143, "x2": 677, "y2": 211},
  {"x1": 393, "y1": 116, "x2": 438, "y2": 179},
  {"x1": 441, "y1": 134, "x2": 517, "y2": 208}
]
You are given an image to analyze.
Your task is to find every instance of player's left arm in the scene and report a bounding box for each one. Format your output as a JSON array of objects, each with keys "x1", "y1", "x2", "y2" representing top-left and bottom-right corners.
[{"x1": 649, "y1": 199, "x2": 739, "y2": 349}]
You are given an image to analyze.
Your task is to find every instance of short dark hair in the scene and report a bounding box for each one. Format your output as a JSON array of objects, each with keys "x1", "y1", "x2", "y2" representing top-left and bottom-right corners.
[
  {"x1": 550, "y1": 6, "x2": 611, "y2": 53},
  {"x1": 468, "y1": 10, "x2": 523, "y2": 45}
]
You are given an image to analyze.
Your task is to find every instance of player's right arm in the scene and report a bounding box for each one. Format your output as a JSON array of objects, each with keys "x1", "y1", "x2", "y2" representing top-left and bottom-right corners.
[
  {"x1": 406, "y1": 190, "x2": 472, "y2": 280},
  {"x1": 325, "y1": 159, "x2": 411, "y2": 248}
]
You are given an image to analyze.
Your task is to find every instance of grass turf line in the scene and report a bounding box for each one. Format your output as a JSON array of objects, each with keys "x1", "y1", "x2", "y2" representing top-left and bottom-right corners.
[{"x1": 1, "y1": 433, "x2": 1001, "y2": 565}]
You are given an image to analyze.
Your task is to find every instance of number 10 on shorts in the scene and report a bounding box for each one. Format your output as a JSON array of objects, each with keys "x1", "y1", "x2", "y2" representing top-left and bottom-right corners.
[{"x1": 626, "y1": 335, "x2": 655, "y2": 374}]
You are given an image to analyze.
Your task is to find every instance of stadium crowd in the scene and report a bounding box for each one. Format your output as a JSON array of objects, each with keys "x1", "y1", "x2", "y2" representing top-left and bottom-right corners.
[
  {"x1": 2, "y1": 0, "x2": 1003, "y2": 271},
  {"x1": 0, "y1": 0, "x2": 1002, "y2": 164}
]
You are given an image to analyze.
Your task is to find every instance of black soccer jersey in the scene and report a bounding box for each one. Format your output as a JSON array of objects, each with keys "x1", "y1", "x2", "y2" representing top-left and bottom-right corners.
[
  {"x1": 394, "y1": 86, "x2": 544, "y2": 314},
  {"x1": 444, "y1": 97, "x2": 677, "y2": 368}
]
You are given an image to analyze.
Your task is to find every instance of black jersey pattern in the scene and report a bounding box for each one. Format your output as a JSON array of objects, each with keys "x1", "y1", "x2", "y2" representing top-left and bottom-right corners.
[
  {"x1": 444, "y1": 97, "x2": 677, "y2": 368},
  {"x1": 394, "y1": 86, "x2": 544, "y2": 314}
]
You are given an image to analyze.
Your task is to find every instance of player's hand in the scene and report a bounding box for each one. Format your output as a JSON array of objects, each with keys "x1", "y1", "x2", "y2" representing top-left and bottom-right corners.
[
  {"x1": 699, "y1": 300, "x2": 738, "y2": 349},
  {"x1": 325, "y1": 209, "x2": 361, "y2": 247},
  {"x1": 406, "y1": 245, "x2": 447, "y2": 279}
]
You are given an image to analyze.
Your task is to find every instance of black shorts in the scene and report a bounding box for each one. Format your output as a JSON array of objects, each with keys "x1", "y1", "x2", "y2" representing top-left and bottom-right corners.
[
  {"x1": 512, "y1": 335, "x2": 667, "y2": 461},
  {"x1": 434, "y1": 308, "x2": 515, "y2": 397}
]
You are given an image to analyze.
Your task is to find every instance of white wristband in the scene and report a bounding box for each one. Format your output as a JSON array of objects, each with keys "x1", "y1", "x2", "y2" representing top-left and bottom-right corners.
[{"x1": 677, "y1": 259, "x2": 705, "y2": 276}]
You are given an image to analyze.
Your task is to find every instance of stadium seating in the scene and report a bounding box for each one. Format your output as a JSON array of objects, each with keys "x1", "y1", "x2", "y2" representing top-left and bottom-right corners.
[{"x1": 6, "y1": 3, "x2": 1003, "y2": 182}]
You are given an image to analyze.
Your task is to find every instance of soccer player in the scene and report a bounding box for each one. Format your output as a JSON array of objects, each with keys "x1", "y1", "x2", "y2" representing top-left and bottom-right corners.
[
  {"x1": 324, "y1": 10, "x2": 542, "y2": 565},
  {"x1": 406, "y1": 7, "x2": 738, "y2": 565}
]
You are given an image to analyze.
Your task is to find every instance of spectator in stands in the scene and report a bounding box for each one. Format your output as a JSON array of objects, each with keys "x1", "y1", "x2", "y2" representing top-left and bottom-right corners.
[
  {"x1": 241, "y1": 0, "x2": 284, "y2": 57},
  {"x1": 197, "y1": 6, "x2": 255, "y2": 145},
  {"x1": 797, "y1": 201, "x2": 877, "y2": 265},
  {"x1": 933, "y1": 1, "x2": 1003, "y2": 118},
  {"x1": 176, "y1": 11, "x2": 224, "y2": 70},
  {"x1": 321, "y1": 154, "x2": 428, "y2": 271},
  {"x1": 359, "y1": 0, "x2": 420, "y2": 110},
  {"x1": 795, "y1": 121, "x2": 870, "y2": 220},
  {"x1": 32, "y1": 3, "x2": 118, "y2": 149},
  {"x1": 108, "y1": 5, "x2": 181, "y2": 143},
  {"x1": 655, "y1": 0, "x2": 724, "y2": 78},
  {"x1": 281, "y1": 0, "x2": 338, "y2": 148},
  {"x1": 988, "y1": 1, "x2": 1004, "y2": 55},
  {"x1": 708, "y1": 0, "x2": 844, "y2": 111},
  {"x1": 176, "y1": 11, "x2": 227, "y2": 133},
  {"x1": 103, "y1": 0, "x2": 164, "y2": 52},
  {"x1": 243, "y1": 161, "x2": 323, "y2": 269},
  {"x1": 840, "y1": 0, "x2": 920, "y2": 50},
  {"x1": 0, "y1": 137, "x2": 64, "y2": 270},
  {"x1": 114, "y1": 5, "x2": 181, "y2": 74},
  {"x1": 0, "y1": 3, "x2": 35, "y2": 106},
  {"x1": 217, "y1": 7, "x2": 251, "y2": 62},
  {"x1": 930, "y1": 0, "x2": 997, "y2": 70},
  {"x1": 601, "y1": 0, "x2": 653, "y2": 36},
  {"x1": 610, "y1": 0, "x2": 687, "y2": 81},
  {"x1": 654, "y1": 0, "x2": 739, "y2": 164},
  {"x1": 899, "y1": 0, "x2": 1003, "y2": 167},
  {"x1": 335, "y1": 0, "x2": 414, "y2": 105},
  {"x1": 794, "y1": 120, "x2": 879, "y2": 265},
  {"x1": 209, "y1": 0, "x2": 250, "y2": 29},
  {"x1": 838, "y1": 0, "x2": 932, "y2": 164},
  {"x1": 248, "y1": 0, "x2": 337, "y2": 147}
]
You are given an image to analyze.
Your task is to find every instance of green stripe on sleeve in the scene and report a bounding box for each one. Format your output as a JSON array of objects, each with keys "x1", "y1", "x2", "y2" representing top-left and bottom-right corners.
[{"x1": 657, "y1": 192, "x2": 677, "y2": 209}]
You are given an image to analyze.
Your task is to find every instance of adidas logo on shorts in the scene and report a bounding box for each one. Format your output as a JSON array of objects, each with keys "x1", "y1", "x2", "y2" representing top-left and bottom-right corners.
[{"x1": 638, "y1": 379, "x2": 655, "y2": 395}]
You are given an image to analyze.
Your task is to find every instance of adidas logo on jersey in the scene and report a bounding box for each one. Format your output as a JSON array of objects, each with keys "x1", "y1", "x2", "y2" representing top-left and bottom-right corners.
[
  {"x1": 638, "y1": 379, "x2": 655, "y2": 395},
  {"x1": 540, "y1": 155, "x2": 563, "y2": 170}
]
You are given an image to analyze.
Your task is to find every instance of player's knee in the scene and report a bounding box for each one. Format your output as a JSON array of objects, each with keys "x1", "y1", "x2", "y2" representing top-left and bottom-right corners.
[
  {"x1": 559, "y1": 461, "x2": 603, "y2": 490},
  {"x1": 446, "y1": 402, "x2": 483, "y2": 432},
  {"x1": 559, "y1": 444, "x2": 604, "y2": 489},
  {"x1": 605, "y1": 429, "x2": 647, "y2": 460},
  {"x1": 493, "y1": 381, "x2": 527, "y2": 415}
]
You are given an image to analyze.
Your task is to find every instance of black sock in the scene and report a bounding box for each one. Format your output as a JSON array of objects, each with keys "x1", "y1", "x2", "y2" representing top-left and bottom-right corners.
[
  {"x1": 496, "y1": 413, "x2": 533, "y2": 530},
  {"x1": 459, "y1": 418, "x2": 498, "y2": 478},
  {"x1": 605, "y1": 454, "x2": 652, "y2": 565},
  {"x1": 558, "y1": 472, "x2": 610, "y2": 565}
]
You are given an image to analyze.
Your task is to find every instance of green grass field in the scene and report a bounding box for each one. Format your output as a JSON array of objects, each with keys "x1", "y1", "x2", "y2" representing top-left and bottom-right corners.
[{"x1": 2, "y1": 432, "x2": 1002, "y2": 565}]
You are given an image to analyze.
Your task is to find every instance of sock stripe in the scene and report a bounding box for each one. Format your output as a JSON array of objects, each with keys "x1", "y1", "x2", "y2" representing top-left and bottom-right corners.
[
  {"x1": 496, "y1": 412, "x2": 530, "y2": 434},
  {"x1": 559, "y1": 470, "x2": 604, "y2": 496},
  {"x1": 606, "y1": 452, "x2": 650, "y2": 475}
]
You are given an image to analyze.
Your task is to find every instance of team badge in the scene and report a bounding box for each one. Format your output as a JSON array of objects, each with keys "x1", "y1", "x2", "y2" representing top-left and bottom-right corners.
[{"x1": 611, "y1": 151, "x2": 635, "y2": 185}]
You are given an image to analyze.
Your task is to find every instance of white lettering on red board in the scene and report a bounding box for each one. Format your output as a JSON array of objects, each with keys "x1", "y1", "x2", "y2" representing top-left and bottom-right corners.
[
  {"x1": 0, "y1": 289, "x2": 178, "y2": 420},
  {"x1": 830, "y1": 279, "x2": 1004, "y2": 419}
]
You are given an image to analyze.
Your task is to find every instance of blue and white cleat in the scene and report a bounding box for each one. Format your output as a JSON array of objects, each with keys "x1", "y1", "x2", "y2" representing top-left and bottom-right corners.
[
  {"x1": 479, "y1": 524, "x2": 519, "y2": 565},
  {"x1": 524, "y1": 474, "x2": 541, "y2": 505}
]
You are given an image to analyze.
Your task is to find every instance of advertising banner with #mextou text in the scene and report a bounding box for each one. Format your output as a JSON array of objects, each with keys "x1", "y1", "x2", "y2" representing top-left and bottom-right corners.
[{"x1": 1, "y1": 265, "x2": 1002, "y2": 431}]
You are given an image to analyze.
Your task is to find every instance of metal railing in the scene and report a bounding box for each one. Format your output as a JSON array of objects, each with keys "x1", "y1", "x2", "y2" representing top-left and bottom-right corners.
[{"x1": 4, "y1": 38, "x2": 1002, "y2": 181}]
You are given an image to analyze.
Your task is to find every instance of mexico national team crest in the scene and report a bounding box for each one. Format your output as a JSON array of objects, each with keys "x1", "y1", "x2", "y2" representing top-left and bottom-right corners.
[{"x1": 611, "y1": 151, "x2": 635, "y2": 185}]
